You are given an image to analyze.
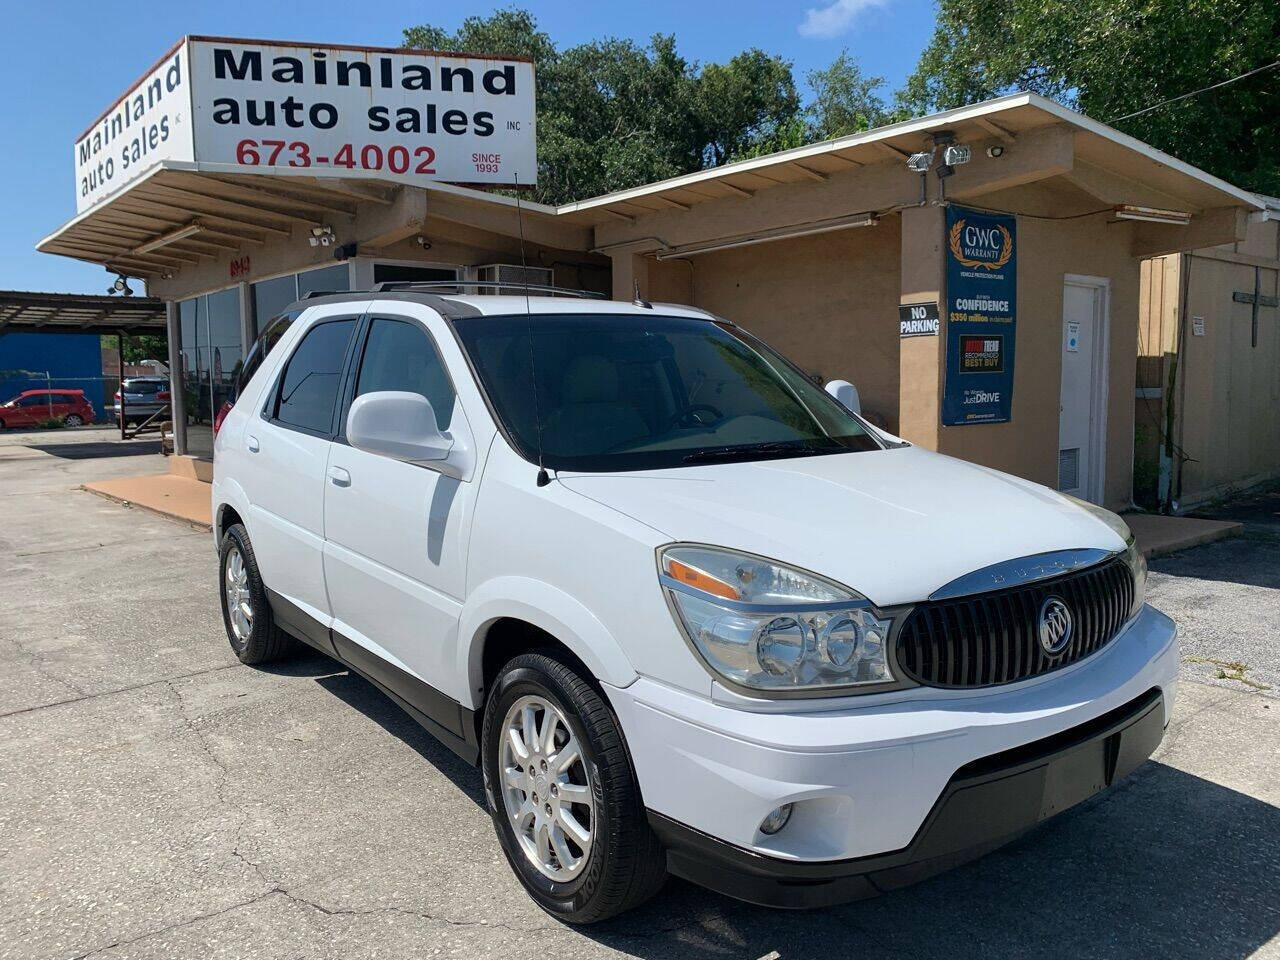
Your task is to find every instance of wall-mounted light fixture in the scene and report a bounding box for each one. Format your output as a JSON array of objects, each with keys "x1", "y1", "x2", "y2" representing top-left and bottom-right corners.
[
  {"x1": 654, "y1": 212, "x2": 879, "y2": 260},
  {"x1": 309, "y1": 225, "x2": 335, "y2": 247},
  {"x1": 1113, "y1": 205, "x2": 1192, "y2": 225}
]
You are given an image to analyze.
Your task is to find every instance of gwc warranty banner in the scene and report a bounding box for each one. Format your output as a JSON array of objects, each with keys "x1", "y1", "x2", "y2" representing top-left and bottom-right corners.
[
  {"x1": 74, "y1": 37, "x2": 537, "y2": 213},
  {"x1": 942, "y1": 205, "x2": 1017, "y2": 426}
]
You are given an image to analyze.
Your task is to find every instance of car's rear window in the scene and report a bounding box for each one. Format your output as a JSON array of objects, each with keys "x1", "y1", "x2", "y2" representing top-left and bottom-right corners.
[{"x1": 123, "y1": 380, "x2": 165, "y2": 395}]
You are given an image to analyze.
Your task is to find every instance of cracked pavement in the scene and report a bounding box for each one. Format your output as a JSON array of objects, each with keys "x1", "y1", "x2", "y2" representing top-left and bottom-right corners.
[{"x1": 1, "y1": 429, "x2": 1277, "y2": 959}]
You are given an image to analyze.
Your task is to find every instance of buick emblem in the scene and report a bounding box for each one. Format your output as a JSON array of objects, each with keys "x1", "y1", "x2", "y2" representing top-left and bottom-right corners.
[{"x1": 1038, "y1": 596, "x2": 1074, "y2": 655}]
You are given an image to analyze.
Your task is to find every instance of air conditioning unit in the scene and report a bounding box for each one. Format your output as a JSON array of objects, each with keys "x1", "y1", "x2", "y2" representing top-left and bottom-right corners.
[{"x1": 475, "y1": 263, "x2": 553, "y2": 295}]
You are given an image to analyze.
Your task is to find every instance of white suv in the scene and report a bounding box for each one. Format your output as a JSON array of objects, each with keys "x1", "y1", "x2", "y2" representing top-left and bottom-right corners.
[{"x1": 212, "y1": 285, "x2": 1177, "y2": 923}]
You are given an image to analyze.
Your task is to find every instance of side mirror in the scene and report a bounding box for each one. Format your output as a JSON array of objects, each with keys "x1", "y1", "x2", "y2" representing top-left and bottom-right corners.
[
  {"x1": 347, "y1": 391, "x2": 455, "y2": 468},
  {"x1": 825, "y1": 379, "x2": 861, "y2": 415}
]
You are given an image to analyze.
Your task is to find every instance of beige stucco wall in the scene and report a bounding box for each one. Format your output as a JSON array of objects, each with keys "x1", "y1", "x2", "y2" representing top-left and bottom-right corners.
[{"x1": 654, "y1": 218, "x2": 903, "y2": 430}]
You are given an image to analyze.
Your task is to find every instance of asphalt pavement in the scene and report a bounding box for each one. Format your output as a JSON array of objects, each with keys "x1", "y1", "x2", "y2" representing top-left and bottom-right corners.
[{"x1": 1, "y1": 429, "x2": 1277, "y2": 960}]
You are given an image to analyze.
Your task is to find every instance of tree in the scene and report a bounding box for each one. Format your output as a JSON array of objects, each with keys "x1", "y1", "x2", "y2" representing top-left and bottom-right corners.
[
  {"x1": 900, "y1": 0, "x2": 1280, "y2": 194},
  {"x1": 402, "y1": 9, "x2": 803, "y2": 202},
  {"x1": 100, "y1": 334, "x2": 167, "y2": 365},
  {"x1": 805, "y1": 49, "x2": 890, "y2": 141}
]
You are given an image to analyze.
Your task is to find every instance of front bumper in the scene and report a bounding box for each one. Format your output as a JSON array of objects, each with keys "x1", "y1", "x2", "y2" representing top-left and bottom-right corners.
[
  {"x1": 606, "y1": 603, "x2": 1178, "y2": 902},
  {"x1": 649, "y1": 686, "x2": 1165, "y2": 908}
]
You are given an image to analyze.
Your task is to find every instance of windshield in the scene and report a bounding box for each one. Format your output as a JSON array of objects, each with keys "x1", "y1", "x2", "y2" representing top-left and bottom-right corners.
[{"x1": 455, "y1": 313, "x2": 881, "y2": 472}]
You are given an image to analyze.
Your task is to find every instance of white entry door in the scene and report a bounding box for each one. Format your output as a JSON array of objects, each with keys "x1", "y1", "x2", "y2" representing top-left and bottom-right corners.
[{"x1": 1058, "y1": 276, "x2": 1111, "y2": 503}]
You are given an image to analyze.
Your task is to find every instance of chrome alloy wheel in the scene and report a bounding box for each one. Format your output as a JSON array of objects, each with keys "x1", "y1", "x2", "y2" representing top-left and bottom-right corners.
[
  {"x1": 224, "y1": 546, "x2": 253, "y2": 644},
  {"x1": 498, "y1": 695, "x2": 595, "y2": 882}
]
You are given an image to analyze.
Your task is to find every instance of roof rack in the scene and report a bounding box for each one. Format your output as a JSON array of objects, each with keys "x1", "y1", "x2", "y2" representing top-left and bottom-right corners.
[{"x1": 369, "y1": 280, "x2": 607, "y2": 299}]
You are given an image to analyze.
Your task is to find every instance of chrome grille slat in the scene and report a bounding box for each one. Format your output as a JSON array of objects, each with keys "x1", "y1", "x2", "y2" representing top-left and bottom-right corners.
[{"x1": 897, "y1": 557, "x2": 1134, "y2": 689}]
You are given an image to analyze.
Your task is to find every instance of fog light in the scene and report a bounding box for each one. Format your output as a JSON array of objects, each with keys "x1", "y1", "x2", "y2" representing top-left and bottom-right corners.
[{"x1": 759, "y1": 803, "x2": 793, "y2": 836}]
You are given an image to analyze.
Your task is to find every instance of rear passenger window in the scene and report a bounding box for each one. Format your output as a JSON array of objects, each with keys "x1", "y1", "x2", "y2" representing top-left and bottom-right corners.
[
  {"x1": 271, "y1": 319, "x2": 356, "y2": 434},
  {"x1": 237, "y1": 310, "x2": 299, "y2": 401},
  {"x1": 355, "y1": 318, "x2": 456, "y2": 428}
]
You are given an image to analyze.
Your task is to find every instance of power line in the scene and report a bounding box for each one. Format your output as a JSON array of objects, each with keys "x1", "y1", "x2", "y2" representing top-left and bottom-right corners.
[{"x1": 1109, "y1": 59, "x2": 1280, "y2": 123}]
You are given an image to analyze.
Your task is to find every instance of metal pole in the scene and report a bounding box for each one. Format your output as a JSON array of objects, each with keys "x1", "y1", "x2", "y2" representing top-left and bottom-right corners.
[
  {"x1": 165, "y1": 301, "x2": 187, "y2": 456},
  {"x1": 117, "y1": 332, "x2": 127, "y2": 440}
]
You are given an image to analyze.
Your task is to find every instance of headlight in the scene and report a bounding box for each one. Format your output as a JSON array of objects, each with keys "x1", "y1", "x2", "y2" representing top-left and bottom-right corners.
[
  {"x1": 658, "y1": 545, "x2": 897, "y2": 693},
  {"x1": 1064, "y1": 496, "x2": 1147, "y2": 619}
]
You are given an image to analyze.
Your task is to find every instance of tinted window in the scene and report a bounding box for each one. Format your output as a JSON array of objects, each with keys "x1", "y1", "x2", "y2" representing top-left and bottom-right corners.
[
  {"x1": 19, "y1": 394, "x2": 51, "y2": 407},
  {"x1": 456, "y1": 314, "x2": 879, "y2": 472},
  {"x1": 355, "y1": 319, "x2": 455, "y2": 428},
  {"x1": 236, "y1": 311, "x2": 299, "y2": 401},
  {"x1": 271, "y1": 319, "x2": 356, "y2": 434},
  {"x1": 123, "y1": 380, "x2": 164, "y2": 395}
]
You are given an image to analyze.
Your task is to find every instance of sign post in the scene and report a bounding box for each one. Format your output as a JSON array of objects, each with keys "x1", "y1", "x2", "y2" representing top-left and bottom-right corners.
[{"x1": 941, "y1": 205, "x2": 1017, "y2": 425}]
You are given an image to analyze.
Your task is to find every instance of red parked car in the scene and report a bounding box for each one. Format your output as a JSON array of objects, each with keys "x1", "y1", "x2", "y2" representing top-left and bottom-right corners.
[{"x1": 0, "y1": 389, "x2": 97, "y2": 429}]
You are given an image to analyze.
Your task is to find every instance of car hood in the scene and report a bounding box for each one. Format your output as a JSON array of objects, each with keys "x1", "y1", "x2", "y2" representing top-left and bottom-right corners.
[{"x1": 558, "y1": 446, "x2": 1126, "y2": 607}]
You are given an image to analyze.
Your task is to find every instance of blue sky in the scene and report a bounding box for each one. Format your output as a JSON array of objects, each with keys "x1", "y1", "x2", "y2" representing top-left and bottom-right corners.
[{"x1": 0, "y1": 0, "x2": 935, "y2": 294}]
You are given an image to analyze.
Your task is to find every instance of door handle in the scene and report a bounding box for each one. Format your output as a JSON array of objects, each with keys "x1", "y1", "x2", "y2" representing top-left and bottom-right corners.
[
  {"x1": 246, "y1": 435, "x2": 260, "y2": 453},
  {"x1": 328, "y1": 465, "x2": 351, "y2": 487}
]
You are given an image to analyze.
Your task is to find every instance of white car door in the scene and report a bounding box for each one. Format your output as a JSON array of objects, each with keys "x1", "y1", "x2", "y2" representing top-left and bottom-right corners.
[
  {"x1": 322, "y1": 306, "x2": 484, "y2": 733},
  {"x1": 239, "y1": 306, "x2": 363, "y2": 644}
]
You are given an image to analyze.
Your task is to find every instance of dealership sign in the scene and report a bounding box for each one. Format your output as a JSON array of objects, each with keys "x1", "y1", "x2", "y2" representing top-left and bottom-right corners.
[
  {"x1": 74, "y1": 37, "x2": 537, "y2": 213},
  {"x1": 941, "y1": 205, "x2": 1017, "y2": 426}
]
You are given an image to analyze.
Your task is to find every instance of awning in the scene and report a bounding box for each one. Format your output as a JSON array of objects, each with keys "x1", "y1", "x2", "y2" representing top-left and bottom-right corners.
[
  {"x1": 0, "y1": 291, "x2": 166, "y2": 335},
  {"x1": 38, "y1": 163, "x2": 399, "y2": 278}
]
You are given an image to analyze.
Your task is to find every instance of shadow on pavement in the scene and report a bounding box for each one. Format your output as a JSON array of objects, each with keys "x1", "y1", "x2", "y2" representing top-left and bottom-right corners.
[
  {"x1": 27, "y1": 440, "x2": 162, "y2": 460},
  {"x1": 313, "y1": 666, "x2": 485, "y2": 808},
  {"x1": 1151, "y1": 536, "x2": 1280, "y2": 590},
  {"x1": 314, "y1": 661, "x2": 1280, "y2": 959}
]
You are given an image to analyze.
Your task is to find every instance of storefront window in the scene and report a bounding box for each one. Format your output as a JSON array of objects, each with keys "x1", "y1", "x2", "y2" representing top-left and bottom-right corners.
[
  {"x1": 297, "y1": 263, "x2": 350, "y2": 298},
  {"x1": 251, "y1": 275, "x2": 297, "y2": 332}
]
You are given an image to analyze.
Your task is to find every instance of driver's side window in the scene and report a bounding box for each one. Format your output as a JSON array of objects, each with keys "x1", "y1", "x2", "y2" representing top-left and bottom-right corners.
[{"x1": 354, "y1": 318, "x2": 456, "y2": 429}]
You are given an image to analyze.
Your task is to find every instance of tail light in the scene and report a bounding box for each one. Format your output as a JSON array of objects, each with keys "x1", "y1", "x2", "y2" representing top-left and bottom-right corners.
[
  {"x1": 213, "y1": 400, "x2": 233, "y2": 436},
  {"x1": 157, "y1": 391, "x2": 171, "y2": 402},
  {"x1": 113, "y1": 392, "x2": 121, "y2": 401}
]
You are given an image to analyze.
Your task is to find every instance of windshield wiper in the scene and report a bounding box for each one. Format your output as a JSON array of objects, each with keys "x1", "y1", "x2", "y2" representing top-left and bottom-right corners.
[{"x1": 682, "y1": 440, "x2": 831, "y2": 464}]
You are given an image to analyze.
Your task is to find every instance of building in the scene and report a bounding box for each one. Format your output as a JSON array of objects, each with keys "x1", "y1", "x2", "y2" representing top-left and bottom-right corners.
[
  {"x1": 35, "y1": 38, "x2": 1270, "y2": 509},
  {"x1": 1137, "y1": 199, "x2": 1280, "y2": 511}
]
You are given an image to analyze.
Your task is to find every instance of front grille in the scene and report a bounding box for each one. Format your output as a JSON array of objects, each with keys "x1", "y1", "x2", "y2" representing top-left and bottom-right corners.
[{"x1": 896, "y1": 557, "x2": 1134, "y2": 688}]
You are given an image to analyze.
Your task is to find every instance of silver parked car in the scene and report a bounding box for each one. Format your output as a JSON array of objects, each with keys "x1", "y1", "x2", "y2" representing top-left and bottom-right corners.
[{"x1": 113, "y1": 377, "x2": 171, "y2": 424}]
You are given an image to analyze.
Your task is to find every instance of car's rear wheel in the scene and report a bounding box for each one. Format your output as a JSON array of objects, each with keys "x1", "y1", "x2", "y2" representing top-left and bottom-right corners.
[
  {"x1": 64, "y1": 414, "x2": 83, "y2": 427},
  {"x1": 218, "y1": 523, "x2": 293, "y2": 665},
  {"x1": 482, "y1": 652, "x2": 666, "y2": 923}
]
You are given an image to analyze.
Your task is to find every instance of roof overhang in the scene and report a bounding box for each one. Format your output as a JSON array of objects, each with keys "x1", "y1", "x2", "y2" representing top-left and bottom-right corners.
[
  {"x1": 0, "y1": 291, "x2": 166, "y2": 335},
  {"x1": 38, "y1": 92, "x2": 1267, "y2": 279},
  {"x1": 550, "y1": 92, "x2": 1266, "y2": 225}
]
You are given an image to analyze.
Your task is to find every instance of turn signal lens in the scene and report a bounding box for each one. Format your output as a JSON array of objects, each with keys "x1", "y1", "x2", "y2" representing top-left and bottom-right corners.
[{"x1": 665, "y1": 557, "x2": 740, "y2": 601}]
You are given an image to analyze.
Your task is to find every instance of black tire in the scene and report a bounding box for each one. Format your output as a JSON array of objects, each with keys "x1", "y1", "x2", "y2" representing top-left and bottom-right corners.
[
  {"x1": 218, "y1": 523, "x2": 294, "y2": 665},
  {"x1": 482, "y1": 652, "x2": 667, "y2": 924}
]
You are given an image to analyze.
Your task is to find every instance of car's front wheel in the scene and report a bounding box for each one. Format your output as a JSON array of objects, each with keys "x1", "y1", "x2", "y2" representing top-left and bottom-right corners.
[
  {"x1": 64, "y1": 414, "x2": 83, "y2": 427},
  {"x1": 218, "y1": 523, "x2": 293, "y2": 665},
  {"x1": 482, "y1": 652, "x2": 666, "y2": 923}
]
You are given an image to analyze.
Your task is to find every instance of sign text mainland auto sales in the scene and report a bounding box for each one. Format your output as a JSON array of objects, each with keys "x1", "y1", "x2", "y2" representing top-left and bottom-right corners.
[{"x1": 72, "y1": 37, "x2": 538, "y2": 213}]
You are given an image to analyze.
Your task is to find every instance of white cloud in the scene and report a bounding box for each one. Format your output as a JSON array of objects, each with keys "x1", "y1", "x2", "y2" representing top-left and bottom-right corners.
[{"x1": 797, "y1": 0, "x2": 888, "y2": 39}]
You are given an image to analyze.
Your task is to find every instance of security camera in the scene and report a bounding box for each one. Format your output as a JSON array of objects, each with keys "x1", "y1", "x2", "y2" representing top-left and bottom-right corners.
[
  {"x1": 986, "y1": 144, "x2": 1005, "y2": 159},
  {"x1": 416, "y1": 236, "x2": 433, "y2": 250}
]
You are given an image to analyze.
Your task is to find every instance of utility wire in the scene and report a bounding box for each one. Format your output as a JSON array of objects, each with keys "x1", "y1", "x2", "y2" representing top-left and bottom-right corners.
[{"x1": 1109, "y1": 60, "x2": 1280, "y2": 123}]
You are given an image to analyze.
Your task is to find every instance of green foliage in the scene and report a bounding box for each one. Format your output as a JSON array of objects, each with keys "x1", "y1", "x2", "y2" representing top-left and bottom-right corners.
[
  {"x1": 101, "y1": 334, "x2": 168, "y2": 365},
  {"x1": 35, "y1": 417, "x2": 66, "y2": 430},
  {"x1": 404, "y1": 8, "x2": 814, "y2": 202},
  {"x1": 901, "y1": 0, "x2": 1280, "y2": 194},
  {"x1": 805, "y1": 49, "x2": 892, "y2": 140}
]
